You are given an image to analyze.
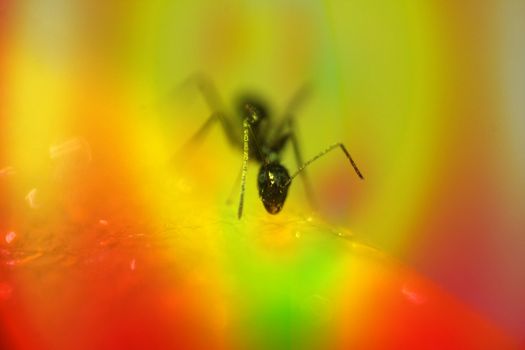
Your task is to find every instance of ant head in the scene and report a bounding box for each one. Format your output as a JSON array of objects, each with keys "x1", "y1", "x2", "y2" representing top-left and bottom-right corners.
[
  {"x1": 236, "y1": 93, "x2": 269, "y2": 124},
  {"x1": 257, "y1": 162, "x2": 291, "y2": 214}
]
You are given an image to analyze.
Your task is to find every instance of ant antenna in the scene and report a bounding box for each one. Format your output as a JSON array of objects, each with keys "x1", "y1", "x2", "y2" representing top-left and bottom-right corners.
[
  {"x1": 244, "y1": 104, "x2": 267, "y2": 162},
  {"x1": 285, "y1": 143, "x2": 364, "y2": 187},
  {"x1": 238, "y1": 104, "x2": 266, "y2": 218},
  {"x1": 238, "y1": 118, "x2": 250, "y2": 219}
]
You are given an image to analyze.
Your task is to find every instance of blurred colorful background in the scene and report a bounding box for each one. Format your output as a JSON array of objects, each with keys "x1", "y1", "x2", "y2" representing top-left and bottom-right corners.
[{"x1": 1, "y1": 0, "x2": 524, "y2": 349}]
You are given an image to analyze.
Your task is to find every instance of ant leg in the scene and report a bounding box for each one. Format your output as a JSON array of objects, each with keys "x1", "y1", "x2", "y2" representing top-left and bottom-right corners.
[
  {"x1": 272, "y1": 120, "x2": 318, "y2": 209},
  {"x1": 174, "y1": 74, "x2": 237, "y2": 161},
  {"x1": 237, "y1": 118, "x2": 251, "y2": 219},
  {"x1": 271, "y1": 83, "x2": 312, "y2": 141},
  {"x1": 182, "y1": 73, "x2": 237, "y2": 143},
  {"x1": 236, "y1": 104, "x2": 268, "y2": 218},
  {"x1": 287, "y1": 143, "x2": 364, "y2": 185},
  {"x1": 172, "y1": 111, "x2": 235, "y2": 162},
  {"x1": 182, "y1": 72, "x2": 225, "y2": 113}
]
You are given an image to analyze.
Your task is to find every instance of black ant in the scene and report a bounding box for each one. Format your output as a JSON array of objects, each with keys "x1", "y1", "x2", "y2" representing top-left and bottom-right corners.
[{"x1": 177, "y1": 74, "x2": 364, "y2": 219}]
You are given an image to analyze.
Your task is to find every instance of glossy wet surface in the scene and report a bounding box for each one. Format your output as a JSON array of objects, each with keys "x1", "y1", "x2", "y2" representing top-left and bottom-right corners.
[{"x1": 0, "y1": 174, "x2": 517, "y2": 349}]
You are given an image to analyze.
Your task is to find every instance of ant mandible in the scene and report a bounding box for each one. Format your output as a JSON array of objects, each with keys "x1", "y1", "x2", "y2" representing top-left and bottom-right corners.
[{"x1": 178, "y1": 74, "x2": 364, "y2": 219}]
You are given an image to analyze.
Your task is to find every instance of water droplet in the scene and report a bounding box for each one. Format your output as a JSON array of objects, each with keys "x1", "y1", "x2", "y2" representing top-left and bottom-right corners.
[
  {"x1": 130, "y1": 258, "x2": 136, "y2": 271},
  {"x1": 295, "y1": 231, "x2": 301, "y2": 238},
  {"x1": 98, "y1": 236, "x2": 117, "y2": 247},
  {"x1": 0, "y1": 166, "x2": 15, "y2": 177},
  {"x1": 49, "y1": 137, "x2": 92, "y2": 162},
  {"x1": 98, "y1": 219, "x2": 108, "y2": 226},
  {"x1": 401, "y1": 283, "x2": 427, "y2": 305},
  {"x1": 4, "y1": 252, "x2": 43, "y2": 266},
  {"x1": 5, "y1": 231, "x2": 16, "y2": 244},
  {"x1": 25, "y1": 188, "x2": 39, "y2": 208}
]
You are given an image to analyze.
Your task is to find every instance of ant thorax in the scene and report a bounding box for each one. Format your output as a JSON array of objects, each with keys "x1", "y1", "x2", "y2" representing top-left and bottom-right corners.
[{"x1": 265, "y1": 151, "x2": 280, "y2": 163}]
